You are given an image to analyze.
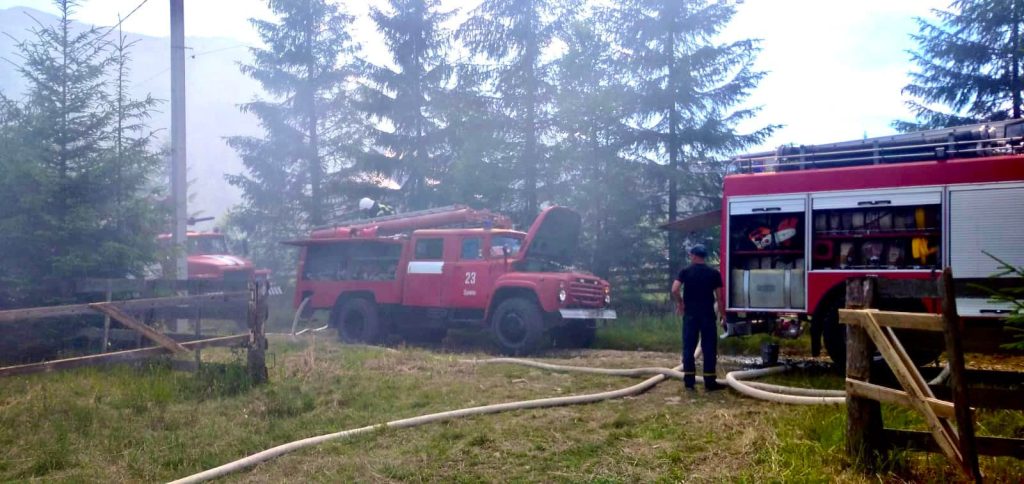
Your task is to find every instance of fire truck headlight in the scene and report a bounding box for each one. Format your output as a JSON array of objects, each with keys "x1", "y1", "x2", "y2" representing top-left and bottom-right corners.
[
  {"x1": 558, "y1": 289, "x2": 567, "y2": 303},
  {"x1": 604, "y1": 294, "x2": 611, "y2": 305}
]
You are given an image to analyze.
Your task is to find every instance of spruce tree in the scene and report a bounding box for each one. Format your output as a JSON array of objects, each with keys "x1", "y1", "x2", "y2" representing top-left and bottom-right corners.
[
  {"x1": 103, "y1": 28, "x2": 164, "y2": 275},
  {"x1": 552, "y1": 18, "x2": 657, "y2": 279},
  {"x1": 458, "y1": 0, "x2": 579, "y2": 225},
  {"x1": 5, "y1": 0, "x2": 163, "y2": 283},
  {"x1": 897, "y1": 0, "x2": 1024, "y2": 130},
  {"x1": 608, "y1": 0, "x2": 772, "y2": 273},
  {"x1": 226, "y1": 0, "x2": 361, "y2": 280},
  {"x1": 360, "y1": 0, "x2": 454, "y2": 210}
]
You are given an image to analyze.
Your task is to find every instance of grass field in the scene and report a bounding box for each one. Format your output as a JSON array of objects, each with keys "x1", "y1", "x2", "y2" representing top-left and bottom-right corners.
[{"x1": 1, "y1": 321, "x2": 1023, "y2": 482}]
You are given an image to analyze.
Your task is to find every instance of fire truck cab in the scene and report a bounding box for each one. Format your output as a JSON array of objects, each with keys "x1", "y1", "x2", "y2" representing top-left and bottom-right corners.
[
  {"x1": 673, "y1": 121, "x2": 1024, "y2": 366},
  {"x1": 156, "y1": 231, "x2": 271, "y2": 285},
  {"x1": 286, "y1": 205, "x2": 616, "y2": 355}
]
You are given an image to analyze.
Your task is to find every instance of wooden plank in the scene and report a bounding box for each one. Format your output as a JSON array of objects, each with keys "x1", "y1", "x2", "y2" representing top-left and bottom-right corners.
[
  {"x1": 846, "y1": 379, "x2": 955, "y2": 419},
  {"x1": 861, "y1": 311, "x2": 965, "y2": 469},
  {"x1": 839, "y1": 309, "x2": 944, "y2": 332},
  {"x1": 0, "y1": 292, "x2": 246, "y2": 324},
  {"x1": 0, "y1": 334, "x2": 248, "y2": 378},
  {"x1": 845, "y1": 277, "x2": 884, "y2": 466},
  {"x1": 940, "y1": 268, "x2": 981, "y2": 483},
  {"x1": 89, "y1": 303, "x2": 189, "y2": 354},
  {"x1": 884, "y1": 325, "x2": 935, "y2": 398},
  {"x1": 74, "y1": 278, "x2": 251, "y2": 294},
  {"x1": 883, "y1": 430, "x2": 1024, "y2": 459}
]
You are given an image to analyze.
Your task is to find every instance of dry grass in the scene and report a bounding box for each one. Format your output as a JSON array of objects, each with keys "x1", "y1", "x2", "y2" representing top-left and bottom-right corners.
[{"x1": 0, "y1": 334, "x2": 1021, "y2": 482}]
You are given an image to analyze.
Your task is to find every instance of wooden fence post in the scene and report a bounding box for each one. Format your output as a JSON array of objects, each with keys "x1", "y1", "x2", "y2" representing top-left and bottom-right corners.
[
  {"x1": 939, "y1": 268, "x2": 981, "y2": 482},
  {"x1": 846, "y1": 277, "x2": 884, "y2": 467},
  {"x1": 101, "y1": 279, "x2": 112, "y2": 353},
  {"x1": 247, "y1": 281, "x2": 269, "y2": 384}
]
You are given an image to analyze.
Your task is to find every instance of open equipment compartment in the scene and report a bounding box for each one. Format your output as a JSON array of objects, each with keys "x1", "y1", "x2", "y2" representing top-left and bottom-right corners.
[
  {"x1": 809, "y1": 187, "x2": 942, "y2": 271},
  {"x1": 727, "y1": 195, "x2": 806, "y2": 310}
]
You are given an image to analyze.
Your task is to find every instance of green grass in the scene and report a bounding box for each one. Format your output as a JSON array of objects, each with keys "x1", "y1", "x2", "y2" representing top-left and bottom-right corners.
[
  {"x1": 595, "y1": 314, "x2": 680, "y2": 352},
  {"x1": 595, "y1": 313, "x2": 813, "y2": 358},
  {"x1": 751, "y1": 402, "x2": 1024, "y2": 482},
  {"x1": 0, "y1": 336, "x2": 1021, "y2": 482}
]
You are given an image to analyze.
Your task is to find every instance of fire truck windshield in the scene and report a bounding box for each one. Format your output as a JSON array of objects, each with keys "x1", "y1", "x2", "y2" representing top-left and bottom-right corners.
[
  {"x1": 491, "y1": 235, "x2": 522, "y2": 257},
  {"x1": 188, "y1": 236, "x2": 229, "y2": 256}
]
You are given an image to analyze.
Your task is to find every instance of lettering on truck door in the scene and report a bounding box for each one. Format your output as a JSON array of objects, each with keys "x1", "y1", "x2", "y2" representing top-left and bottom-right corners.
[{"x1": 445, "y1": 236, "x2": 492, "y2": 308}]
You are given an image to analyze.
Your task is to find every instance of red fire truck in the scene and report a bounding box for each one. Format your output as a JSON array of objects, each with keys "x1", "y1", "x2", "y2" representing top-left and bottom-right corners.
[
  {"x1": 155, "y1": 230, "x2": 273, "y2": 288},
  {"x1": 285, "y1": 205, "x2": 617, "y2": 354},
  {"x1": 669, "y1": 120, "x2": 1024, "y2": 366}
]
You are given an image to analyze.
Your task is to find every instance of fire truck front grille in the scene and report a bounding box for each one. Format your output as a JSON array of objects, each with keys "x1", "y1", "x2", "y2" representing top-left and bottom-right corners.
[{"x1": 569, "y1": 278, "x2": 605, "y2": 307}]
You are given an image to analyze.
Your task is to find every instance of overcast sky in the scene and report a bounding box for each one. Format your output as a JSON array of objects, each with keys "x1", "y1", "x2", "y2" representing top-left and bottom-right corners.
[{"x1": 0, "y1": 0, "x2": 949, "y2": 151}]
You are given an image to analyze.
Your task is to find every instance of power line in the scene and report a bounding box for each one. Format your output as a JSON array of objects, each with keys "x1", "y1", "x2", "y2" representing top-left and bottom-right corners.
[
  {"x1": 79, "y1": 0, "x2": 152, "y2": 52},
  {"x1": 190, "y1": 44, "x2": 253, "y2": 59},
  {"x1": 100, "y1": 0, "x2": 152, "y2": 41}
]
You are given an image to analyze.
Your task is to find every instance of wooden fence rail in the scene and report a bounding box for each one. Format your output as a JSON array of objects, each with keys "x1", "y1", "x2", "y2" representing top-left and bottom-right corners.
[
  {"x1": 841, "y1": 269, "x2": 1023, "y2": 482},
  {"x1": 0, "y1": 280, "x2": 269, "y2": 383}
]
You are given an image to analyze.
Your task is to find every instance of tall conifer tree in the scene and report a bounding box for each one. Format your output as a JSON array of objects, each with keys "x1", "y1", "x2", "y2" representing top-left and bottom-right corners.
[
  {"x1": 458, "y1": 0, "x2": 578, "y2": 225},
  {"x1": 609, "y1": 0, "x2": 772, "y2": 273},
  {"x1": 897, "y1": 0, "x2": 1024, "y2": 130},
  {"x1": 3, "y1": 0, "x2": 162, "y2": 283},
  {"x1": 226, "y1": 0, "x2": 361, "y2": 279},
  {"x1": 360, "y1": 0, "x2": 454, "y2": 210},
  {"x1": 552, "y1": 18, "x2": 656, "y2": 278}
]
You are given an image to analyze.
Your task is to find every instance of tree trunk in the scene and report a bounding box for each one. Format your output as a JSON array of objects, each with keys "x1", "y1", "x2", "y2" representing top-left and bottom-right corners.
[
  {"x1": 306, "y1": 44, "x2": 323, "y2": 226},
  {"x1": 666, "y1": 26, "x2": 680, "y2": 278},
  {"x1": 1013, "y1": 1, "x2": 1022, "y2": 119},
  {"x1": 522, "y1": 2, "x2": 539, "y2": 226}
]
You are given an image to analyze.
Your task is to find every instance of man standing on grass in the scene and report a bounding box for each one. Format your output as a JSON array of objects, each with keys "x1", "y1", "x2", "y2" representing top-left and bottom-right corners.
[{"x1": 671, "y1": 244, "x2": 725, "y2": 391}]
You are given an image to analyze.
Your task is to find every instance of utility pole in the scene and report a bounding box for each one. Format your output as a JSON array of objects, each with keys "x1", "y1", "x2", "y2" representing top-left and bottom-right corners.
[{"x1": 170, "y1": 0, "x2": 188, "y2": 280}]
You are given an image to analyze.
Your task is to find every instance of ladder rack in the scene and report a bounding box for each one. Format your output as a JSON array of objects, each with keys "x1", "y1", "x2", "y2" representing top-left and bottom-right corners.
[
  {"x1": 731, "y1": 120, "x2": 1024, "y2": 174},
  {"x1": 310, "y1": 205, "x2": 513, "y2": 239},
  {"x1": 320, "y1": 205, "x2": 469, "y2": 229}
]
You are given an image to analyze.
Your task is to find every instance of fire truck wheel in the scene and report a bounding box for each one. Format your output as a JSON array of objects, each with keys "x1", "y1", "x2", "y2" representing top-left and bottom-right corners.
[
  {"x1": 552, "y1": 320, "x2": 596, "y2": 348},
  {"x1": 817, "y1": 292, "x2": 943, "y2": 371},
  {"x1": 491, "y1": 297, "x2": 545, "y2": 355},
  {"x1": 817, "y1": 294, "x2": 847, "y2": 369},
  {"x1": 333, "y1": 298, "x2": 384, "y2": 344}
]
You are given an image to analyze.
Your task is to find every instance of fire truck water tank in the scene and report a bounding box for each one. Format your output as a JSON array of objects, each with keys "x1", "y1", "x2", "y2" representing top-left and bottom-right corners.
[{"x1": 732, "y1": 269, "x2": 805, "y2": 310}]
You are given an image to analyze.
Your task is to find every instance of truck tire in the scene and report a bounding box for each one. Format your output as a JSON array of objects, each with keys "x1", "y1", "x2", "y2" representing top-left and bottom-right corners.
[
  {"x1": 552, "y1": 319, "x2": 596, "y2": 348},
  {"x1": 817, "y1": 291, "x2": 943, "y2": 371},
  {"x1": 491, "y1": 297, "x2": 546, "y2": 355},
  {"x1": 817, "y1": 293, "x2": 847, "y2": 369},
  {"x1": 333, "y1": 298, "x2": 384, "y2": 344}
]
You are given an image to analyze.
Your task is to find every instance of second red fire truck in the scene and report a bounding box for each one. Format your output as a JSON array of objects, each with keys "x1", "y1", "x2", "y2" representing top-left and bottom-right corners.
[
  {"x1": 670, "y1": 120, "x2": 1024, "y2": 365},
  {"x1": 285, "y1": 205, "x2": 617, "y2": 354}
]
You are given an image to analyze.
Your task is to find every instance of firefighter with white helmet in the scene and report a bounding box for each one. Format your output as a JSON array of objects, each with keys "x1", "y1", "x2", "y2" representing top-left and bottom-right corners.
[{"x1": 358, "y1": 197, "x2": 395, "y2": 218}]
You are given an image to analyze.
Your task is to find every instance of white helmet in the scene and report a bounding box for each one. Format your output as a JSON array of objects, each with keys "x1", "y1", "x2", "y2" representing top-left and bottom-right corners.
[{"x1": 358, "y1": 197, "x2": 375, "y2": 210}]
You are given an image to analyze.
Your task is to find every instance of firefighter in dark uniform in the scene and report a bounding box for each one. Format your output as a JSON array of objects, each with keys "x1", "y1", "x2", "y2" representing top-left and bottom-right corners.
[{"x1": 670, "y1": 244, "x2": 725, "y2": 391}]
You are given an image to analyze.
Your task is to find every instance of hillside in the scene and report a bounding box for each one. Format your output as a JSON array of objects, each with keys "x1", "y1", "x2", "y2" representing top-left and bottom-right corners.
[{"x1": 0, "y1": 6, "x2": 263, "y2": 221}]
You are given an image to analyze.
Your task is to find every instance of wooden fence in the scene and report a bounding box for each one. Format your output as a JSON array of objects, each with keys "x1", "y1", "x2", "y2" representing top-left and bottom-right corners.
[
  {"x1": 0, "y1": 279, "x2": 268, "y2": 383},
  {"x1": 841, "y1": 269, "x2": 1023, "y2": 482}
]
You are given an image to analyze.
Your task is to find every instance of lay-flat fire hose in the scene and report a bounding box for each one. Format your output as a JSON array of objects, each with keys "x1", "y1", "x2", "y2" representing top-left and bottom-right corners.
[{"x1": 170, "y1": 356, "x2": 843, "y2": 483}]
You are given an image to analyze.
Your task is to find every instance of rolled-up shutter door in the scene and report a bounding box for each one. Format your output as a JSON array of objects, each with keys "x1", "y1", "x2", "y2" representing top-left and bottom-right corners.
[
  {"x1": 812, "y1": 188, "x2": 941, "y2": 210},
  {"x1": 949, "y1": 186, "x2": 1024, "y2": 278}
]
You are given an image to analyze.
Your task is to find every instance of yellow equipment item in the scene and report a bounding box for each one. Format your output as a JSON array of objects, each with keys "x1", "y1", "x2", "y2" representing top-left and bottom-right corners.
[{"x1": 911, "y1": 237, "x2": 937, "y2": 264}]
